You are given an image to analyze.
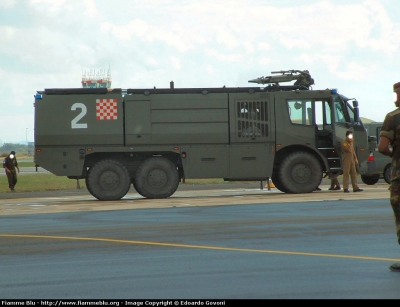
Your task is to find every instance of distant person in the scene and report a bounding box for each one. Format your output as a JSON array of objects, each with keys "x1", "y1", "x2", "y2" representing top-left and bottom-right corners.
[
  {"x1": 341, "y1": 131, "x2": 363, "y2": 193},
  {"x1": 328, "y1": 172, "x2": 341, "y2": 190},
  {"x1": 314, "y1": 172, "x2": 341, "y2": 191},
  {"x1": 3, "y1": 151, "x2": 20, "y2": 192},
  {"x1": 378, "y1": 81, "x2": 400, "y2": 272}
]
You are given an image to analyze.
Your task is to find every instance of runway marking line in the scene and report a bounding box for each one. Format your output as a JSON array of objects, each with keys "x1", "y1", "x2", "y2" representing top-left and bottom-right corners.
[{"x1": 1, "y1": 234, "x2": 399, "y2": 262}]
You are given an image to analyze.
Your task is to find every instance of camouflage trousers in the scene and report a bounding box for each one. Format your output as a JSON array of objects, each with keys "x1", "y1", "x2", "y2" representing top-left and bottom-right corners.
[
  {"x1": 330, "y1": 177, "x2": 340, "y2": 189},
  {"x1": 329, "y1": 172, "x2": 341, "y2": 189},
  {"x1": 390, "y1": 179, "x2": 400, "y2": 244}
]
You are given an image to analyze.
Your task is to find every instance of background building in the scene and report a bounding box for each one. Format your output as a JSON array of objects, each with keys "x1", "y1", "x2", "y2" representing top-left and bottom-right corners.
[{"x1": 81, "y1": 67, "x2": 111, "y2": 88}]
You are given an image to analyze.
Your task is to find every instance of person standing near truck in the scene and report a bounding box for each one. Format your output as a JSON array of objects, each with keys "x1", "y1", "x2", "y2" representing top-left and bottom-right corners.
[
  {"x1": 378, "y1": 81, "x2": 400, "y2": 272},
  {"x1": 328, "y1": 172, "x2": 341, "y2": 190},
  {"x1": 341, "y1": 131, "x2": 363, "y2": 193},
  {"x1": 3, "y1": 150, "x2": 20, "y2": 192}
]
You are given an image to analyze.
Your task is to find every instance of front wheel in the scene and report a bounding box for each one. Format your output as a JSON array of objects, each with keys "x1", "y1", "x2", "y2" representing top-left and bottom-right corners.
[
  {"x1": 271, "y1": 172, "x2": 289, "y2": 193},
  {"x1": 384, "y1": 164, "x2": 392, "y2": 184},
  {"x1": 277, "y1": 152, "x2": 322, "y2": 193},
  {"x1": 134, "y1": 157, "x2": 179, "y2": 199}
]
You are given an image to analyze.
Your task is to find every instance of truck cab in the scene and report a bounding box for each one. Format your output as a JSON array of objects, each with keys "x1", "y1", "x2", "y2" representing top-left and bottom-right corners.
[{"x1": 358, "y1": 122, "x2": 392, "y2": 185}]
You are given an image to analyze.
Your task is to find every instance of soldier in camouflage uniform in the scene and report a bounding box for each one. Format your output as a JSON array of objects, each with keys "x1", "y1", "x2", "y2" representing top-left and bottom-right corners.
[
  {"x1": 328, "y1": 172, "x2": 341, "y2": 190},
  {"x1": 379, "y1": 81, "x2": 400, "y2": 271},
  {"x1": 341, "y1": 131, "x2": 363, "y2": 193}
]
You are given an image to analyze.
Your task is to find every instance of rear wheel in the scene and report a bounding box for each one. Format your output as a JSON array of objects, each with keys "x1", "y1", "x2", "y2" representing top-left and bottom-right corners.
[
  {"x1": 277, "y1": 152, "x2": 322, "y2": 193},
  {"x1": 86, "y1": 159, "x2": 131, "y2": 201},
  {"x1": 85, "y1": 177, "x2": 93, "y2": 195},
  {"x1": 360, "y1": 174, "x2": 380, "y2": 185},
  {"x1": 134, "y1": 157, "x2": 179, "y2": 199},
  {"x1": 384, "y1": 164, "x2": 392, "y2": 184},
  {"x1": 131, "y1": 178, "x2": 144, "y2": 196}
]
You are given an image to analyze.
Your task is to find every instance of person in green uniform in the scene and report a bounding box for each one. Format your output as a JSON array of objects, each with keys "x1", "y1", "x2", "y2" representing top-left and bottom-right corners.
[{"x1": 3, "y1": 150, "x2": 20, "y2": 192}]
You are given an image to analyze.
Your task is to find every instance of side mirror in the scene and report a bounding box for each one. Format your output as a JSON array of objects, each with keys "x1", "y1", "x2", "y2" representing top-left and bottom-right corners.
[
  {"x1": 294, "y1": 102, "x2": 302, "y2": 110},
  {"x1": 352, "y1": 100, "x2": 360, "y2": 122}
]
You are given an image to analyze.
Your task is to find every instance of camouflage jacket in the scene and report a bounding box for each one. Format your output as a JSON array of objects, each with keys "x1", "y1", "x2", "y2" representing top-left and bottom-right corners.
[{"x1": 380, "y1": 108, "x2": 400, "y2": 180}]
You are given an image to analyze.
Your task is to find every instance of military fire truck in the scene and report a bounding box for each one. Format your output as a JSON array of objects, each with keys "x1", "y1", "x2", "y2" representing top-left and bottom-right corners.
[{"x1": 34, "y1": 70, "x2": 370, "y2": 200}]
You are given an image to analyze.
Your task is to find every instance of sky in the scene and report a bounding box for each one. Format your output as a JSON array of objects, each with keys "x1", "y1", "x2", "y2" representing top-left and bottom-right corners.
[{"x1": 0, "y1": 0, "x2": 399, "y2": 144}]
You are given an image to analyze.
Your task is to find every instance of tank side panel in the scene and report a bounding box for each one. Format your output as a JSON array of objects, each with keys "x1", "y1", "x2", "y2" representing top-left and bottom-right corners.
[
  {"x1": 151, "y1": 93, "x2": 228, "y2": 109},
  {"x1": 35, "y1": 147, "x2": 84, "y2": 176},
  {"x1": 125, "y1": 98, "x2": 151, "y2": 145},
  {"x1": 150, "y1": 93, "x2": 229, "y2": 144},
  {"x1": 183, "y1": 145, "x2": 230, "y2": 178},
  {"x1": 151, "y1": 122, "x2": 227, "y2": 144},
  {"x1": 35, "y1": 93, "x2": 124, "y2": 146}
]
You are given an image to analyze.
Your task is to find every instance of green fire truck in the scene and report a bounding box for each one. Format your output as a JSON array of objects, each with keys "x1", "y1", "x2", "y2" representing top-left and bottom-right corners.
[{"x1": 34, "y1": 70, "x2": 370, "y2": 200}]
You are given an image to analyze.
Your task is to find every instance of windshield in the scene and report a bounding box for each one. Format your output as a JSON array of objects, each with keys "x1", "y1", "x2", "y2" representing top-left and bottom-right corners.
[
  {"x1": 333, "y1": 95, "x2": 347, "y2": 124},
  {"x1": 341, "y1": 95, "x2": 355, "y2": 123},
  {"x1": 333, "y1": 94, "x2": 361, "y2": 125}
]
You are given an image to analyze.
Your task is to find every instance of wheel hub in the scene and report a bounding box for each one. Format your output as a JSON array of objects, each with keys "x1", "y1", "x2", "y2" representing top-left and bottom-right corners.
[
  {"x1": 99, "y1": 171, "x2": 119, "y2": 190},
  {"x1": 148, "y1": 169, "x2": 167, "y2": 187},
  {"x1": 291, "y1": 164, "x2": 311, "y2": 183}
]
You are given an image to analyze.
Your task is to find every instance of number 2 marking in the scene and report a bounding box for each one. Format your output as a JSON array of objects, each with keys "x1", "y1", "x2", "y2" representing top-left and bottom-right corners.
[{"x1": 71, "y1": 103, "x2": 88, "y2": 129}]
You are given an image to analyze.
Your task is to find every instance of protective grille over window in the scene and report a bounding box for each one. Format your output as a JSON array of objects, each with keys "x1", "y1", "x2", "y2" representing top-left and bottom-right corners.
[{"x1": 237, "y1": 100, "x2": 268, "y2": 138}]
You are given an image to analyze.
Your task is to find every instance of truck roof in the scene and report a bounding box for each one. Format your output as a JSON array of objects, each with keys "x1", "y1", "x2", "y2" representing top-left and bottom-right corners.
[{"x1": 39, "y1": 85, "x2": 332, "y2": 96}]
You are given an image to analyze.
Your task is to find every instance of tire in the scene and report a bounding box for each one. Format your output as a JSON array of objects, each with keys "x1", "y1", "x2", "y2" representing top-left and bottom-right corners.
[
  {"x1": 278, "y1": 152, "x2": 322, "y2": 193},
  {"x1": 314, "y1": 173, "x2": 323, "y2": 191},
  {"x1": 131, "y1": 178, "x2": 144, "y2": 195},
  {"x1": 86, "y1": 159, "x2": 131, "y2": 201},
  {"x1": 85, "y1": 177, "x2": 93, "y2": 195},
  {"x1": 360, "y1": 174, "x2": 380, "y2": 185},
  {"x1": 384, "y1": 164, "x2": 392, "y2": 184},
  {"x1": 271, "y1": 172, "x2": 289, "y2": 193},
  {"x1": 134, "y1": 157, "x2": 179, "y2": 199}
]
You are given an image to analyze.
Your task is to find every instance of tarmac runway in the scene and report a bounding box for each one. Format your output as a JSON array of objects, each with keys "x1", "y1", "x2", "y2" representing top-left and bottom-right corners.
[{"x1": 1, "y1": 182, "x2": 398, "y2": 299}]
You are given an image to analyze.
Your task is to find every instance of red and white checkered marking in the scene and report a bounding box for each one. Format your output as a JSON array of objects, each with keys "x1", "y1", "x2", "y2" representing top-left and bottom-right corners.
[{"x1": 96, "y1": 99, "x2": 118, "y2": 120}]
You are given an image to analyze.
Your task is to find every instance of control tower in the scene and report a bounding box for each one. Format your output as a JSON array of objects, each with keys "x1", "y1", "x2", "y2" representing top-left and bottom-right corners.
[{"x1": 81, "y1": 67, "x2": 111, "y2": 88}]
